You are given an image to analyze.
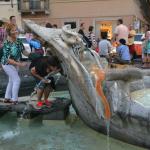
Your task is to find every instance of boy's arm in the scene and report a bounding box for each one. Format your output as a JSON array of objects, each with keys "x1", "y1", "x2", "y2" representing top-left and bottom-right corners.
[
  {"x1": 31, "y1": 67, "x2": 44, "y2": 81},
  {"x1": 31, "y1": 67, "x2": 51, "y2": 84}
]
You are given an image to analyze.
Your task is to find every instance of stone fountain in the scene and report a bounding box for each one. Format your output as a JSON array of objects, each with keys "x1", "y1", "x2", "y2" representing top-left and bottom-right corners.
[{"x1": 21, "y1": 20, "x2": 150, "y2": 148}]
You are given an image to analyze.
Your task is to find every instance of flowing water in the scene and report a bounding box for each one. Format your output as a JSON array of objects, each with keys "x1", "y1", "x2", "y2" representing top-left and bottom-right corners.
[{"x1": 0, "y1": 91, "x2": 148, "y2": 150}]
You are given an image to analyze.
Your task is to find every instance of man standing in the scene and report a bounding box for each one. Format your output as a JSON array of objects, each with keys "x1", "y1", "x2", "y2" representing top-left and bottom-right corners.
[
  {"x1": 10, "y1": 16, "x2": 17, "y2": 26},
  {"x1": 9, "y1": 16, "x2": 21, "y2": 33},
  {"x1": 78, "y1": 22, "x2": 86, "y2": 37},
  {"x1": 78, "y1": 23, "x2": 91, "y2": 47},
  {"x1": 114, "y1": 19, "x2": 129, "y2": 43}
]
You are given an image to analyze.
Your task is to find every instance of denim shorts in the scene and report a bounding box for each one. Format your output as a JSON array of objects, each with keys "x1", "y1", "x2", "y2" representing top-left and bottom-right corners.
[
  {"x1": 143, "y1": 48, "x2": 150, "y2": 54},
  {"x1": 35, "y1": 77, "x2": 55, "y2": 90}
]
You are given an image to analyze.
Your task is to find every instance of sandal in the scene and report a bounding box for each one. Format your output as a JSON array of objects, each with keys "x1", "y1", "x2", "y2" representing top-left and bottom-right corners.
[{"x1": 4, "y1": 99, "x2": 12, "y2": 103}]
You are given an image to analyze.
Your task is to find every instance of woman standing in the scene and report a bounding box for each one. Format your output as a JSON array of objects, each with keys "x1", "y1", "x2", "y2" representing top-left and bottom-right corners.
[{"x1": 1, "y1": 24, "x2": 28, "y2": 104}]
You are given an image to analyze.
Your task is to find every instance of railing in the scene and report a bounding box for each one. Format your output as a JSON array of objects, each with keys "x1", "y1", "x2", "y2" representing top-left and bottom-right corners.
[{"x1": 18, "y1": 0, "x2": 49, "y2": 13}]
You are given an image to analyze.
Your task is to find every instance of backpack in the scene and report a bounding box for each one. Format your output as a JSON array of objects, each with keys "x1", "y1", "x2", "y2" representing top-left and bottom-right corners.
[{"x1": 30, "y1": 39, "x2": 44, "y2": 55}]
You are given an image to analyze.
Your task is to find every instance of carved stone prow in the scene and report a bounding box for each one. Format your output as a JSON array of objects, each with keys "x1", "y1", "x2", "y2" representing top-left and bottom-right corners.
[{"x1": 105, "y1": 68, "x2": 150, "y2": 82}]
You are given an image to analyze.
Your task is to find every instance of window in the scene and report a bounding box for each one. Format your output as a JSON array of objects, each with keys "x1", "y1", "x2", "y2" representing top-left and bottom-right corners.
[
  {"x1": 30, "y1": 0, "x2": 41, "y2": 10},
  {"x1": 64, "y1": 22, "x2": 76, "y2": 29}
]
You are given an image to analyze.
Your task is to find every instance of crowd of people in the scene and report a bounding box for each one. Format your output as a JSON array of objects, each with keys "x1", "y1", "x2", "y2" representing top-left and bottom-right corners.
[
  {"x1": 78, "y1": 19, "x2": 150, "y2": 68},
  {"x1": 0, "y1": 16, "x2": 149, "y2": 108}
]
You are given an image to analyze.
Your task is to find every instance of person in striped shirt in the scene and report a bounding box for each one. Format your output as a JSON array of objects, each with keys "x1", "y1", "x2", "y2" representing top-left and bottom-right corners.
[{"x1": 88, "y1": 26, "x2": 97, "y2": 50}]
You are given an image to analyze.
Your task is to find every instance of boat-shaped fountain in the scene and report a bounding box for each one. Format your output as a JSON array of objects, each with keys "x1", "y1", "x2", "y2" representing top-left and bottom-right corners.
[{"x1": 14, "y1": 20, "x2": 150, "y2": 148}]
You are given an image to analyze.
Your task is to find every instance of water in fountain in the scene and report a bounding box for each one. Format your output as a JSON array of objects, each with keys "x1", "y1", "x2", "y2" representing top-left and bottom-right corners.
[
  {"x1": 19, "y1": 105, "x2": 28, "y2": 119},
  {"x1": 106, "y1": 120, "x2": 110, "y2": 150},
  {"x1": 0, "y1": 106, "x2": 145, "y2": 150},
  {"x1": 0, "y1": 113, "x2": 21, "y2": 144},
  {"x1": 2, "y1": 21, "x2": 146, "y2": 149}
]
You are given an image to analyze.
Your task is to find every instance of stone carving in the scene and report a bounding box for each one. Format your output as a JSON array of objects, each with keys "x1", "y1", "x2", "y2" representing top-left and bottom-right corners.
[{"x1": 24, "y1": 20, "x2": 150, "y2": 148}]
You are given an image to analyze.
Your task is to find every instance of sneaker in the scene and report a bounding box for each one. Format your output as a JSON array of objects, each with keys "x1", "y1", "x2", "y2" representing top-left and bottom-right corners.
[
  {"x1": 44, "y1": 100, "x2": 52, "y2": 107},
  {"x1": 36, "y1": 101, "x2": 43, "y2": 108}
]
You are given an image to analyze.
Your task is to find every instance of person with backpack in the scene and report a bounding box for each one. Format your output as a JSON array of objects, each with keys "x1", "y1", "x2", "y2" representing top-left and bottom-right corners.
[
  {"x1": 27, "y1": 32, "x2": 44, "y2": 56},
  {"x1": 27, "y1": 32, "x2": 45, "y2": 69},
  {"x1": 142, "y1": 31, "x2": 150, "y2": 68}
]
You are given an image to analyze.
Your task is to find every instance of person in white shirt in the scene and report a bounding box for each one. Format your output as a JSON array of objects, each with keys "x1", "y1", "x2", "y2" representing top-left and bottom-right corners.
[{"x1": 114, "y1": 19, "x2": 129, "y2": 43}]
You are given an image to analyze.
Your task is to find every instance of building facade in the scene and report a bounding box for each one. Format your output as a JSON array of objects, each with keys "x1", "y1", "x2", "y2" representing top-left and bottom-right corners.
[
  {"x1": 0, "y1": 0, "x2": 22, "y2": 27},
  {"x1": 0, "y1": 0, "x2": 149, "y2": 39},
  {"x1": 0, "y1": 0, "x2": 50, "y2": 28},
  {"x1": 18, "y1": 0, "x2": 50, "y2": 25},
  {"x1": 48, "y1": 0, "x2": 148, "y2": 39}
]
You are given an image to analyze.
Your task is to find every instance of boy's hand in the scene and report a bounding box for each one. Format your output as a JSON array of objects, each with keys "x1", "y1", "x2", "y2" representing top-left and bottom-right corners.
[
  {"x1": 18, "y1": 62, "x2": 27, "y2": 67},
  {"x1": 42, "y1": 79, "x2": 51, "y2": 84}
]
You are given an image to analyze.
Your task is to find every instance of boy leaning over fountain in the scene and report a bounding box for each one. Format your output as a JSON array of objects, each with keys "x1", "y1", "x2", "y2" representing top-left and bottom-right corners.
[{"x1": 30, "y1": 55, "x2": 61, "y2": 108}]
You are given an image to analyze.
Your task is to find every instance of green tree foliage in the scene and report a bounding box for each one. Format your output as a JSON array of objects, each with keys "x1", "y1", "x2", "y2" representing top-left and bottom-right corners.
[{"x1": 138, "y1": 0, "x2": 150, "y2": 23}]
